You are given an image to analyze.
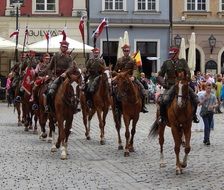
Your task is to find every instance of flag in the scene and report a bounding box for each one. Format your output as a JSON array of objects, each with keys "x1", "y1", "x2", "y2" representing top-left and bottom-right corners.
[
  {"x1": 79, "y1": 16, "x2": 85, "y2": 42},
  {"x1": 21, "y1": 67, "x2": 33, "y2": 95},
  {"x1": 132, "y1": 51, "x2": 142, "y2": 67},
  {"x1": 44, "y1": 31, "x2": 51, "y2": 41},
  {"x1": 10, "y1": 29, "x2": 19, "y2": 38},
  {"x1": 60, "y1": 30, "x2": 66, "y2": 41},
  {"x1": 91, "y1": 18, "x2": 107, "y2": 39},
  {"x1": 24, "y1": 26, "x2": 29, "y2": 44}
]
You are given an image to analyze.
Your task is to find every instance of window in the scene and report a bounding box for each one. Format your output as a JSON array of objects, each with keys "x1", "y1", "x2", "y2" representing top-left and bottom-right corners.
[
  {"x1": 187, "y1": 0, "x2": 207, "y2": 11},
  {"x1": 32, "y1": 0, "x2": 58, "y2": 14},
  {"x1": 137, "y1": 0, "x2": 156, "y2": 11},
  {"x1": 221, "y1": 0, "x2": 224, "y2": 11},
  {"x1": 36, "y1": 0, "x2": 55, "y2": 11},
  {"x1": 104, "y1": 0, "x2": 124, "y2": 11}
]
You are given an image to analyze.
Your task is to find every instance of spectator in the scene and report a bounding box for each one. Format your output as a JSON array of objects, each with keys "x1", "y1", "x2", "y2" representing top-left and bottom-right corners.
[
  {"x1": 199, "y1": 82, "x2": 218, "y2": 146},
  {"x1": 215, "y1": 74, "x2": 222, "y2": 113},
  {"x1": 190, "y1": 75, "x2": 198, "y2": 92},
  {"x1": 6, "y1": 72, "x2": 13, "y2": 106}
]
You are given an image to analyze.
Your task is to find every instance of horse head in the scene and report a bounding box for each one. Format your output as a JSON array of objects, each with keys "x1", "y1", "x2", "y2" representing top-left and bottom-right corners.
[
  {"x1": 113, "y1": 70, "x2": 133, "y2": 101},
  {"x1": 175, "y1": 78, "x2": 189, "y2": 108}
]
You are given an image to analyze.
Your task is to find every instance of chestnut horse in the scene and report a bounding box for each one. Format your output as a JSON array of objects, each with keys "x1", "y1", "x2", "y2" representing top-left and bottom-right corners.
[
  {"x1": 79, "y1": 72, "x2": 111, "y2": 145},
  {"x1": 51, "y1": 74, "x2": 81, "y2": 160},
  {"x1": 149, "y1": 75, "x2": 193, "y2": 174},
  {"x1": 35, "y1": 81, "x2": 56, "y2": 142},
  {"x1": 111, "y1": 71, "x2": 142, "y2": 157}
]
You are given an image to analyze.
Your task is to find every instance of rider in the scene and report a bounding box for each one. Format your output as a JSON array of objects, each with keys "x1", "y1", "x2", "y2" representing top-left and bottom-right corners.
[
  {"x1": 85, "y1": 47, "x2": 106, "y2": 108},
  {"x1": 41, "y1": 39, "x2": 81, "y2": 113},
  {"x1": 114, "y1": 44, "x2": 148, "y2": 113},
  {"x1": 157, "y1": 46, "x2": 199, "y2": 124},
  {"x1": 30, "y1": 53, "x2": 51, "y2": 110}
]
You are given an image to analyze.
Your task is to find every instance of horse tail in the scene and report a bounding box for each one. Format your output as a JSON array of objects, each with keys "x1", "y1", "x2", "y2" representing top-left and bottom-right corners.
[
  {"x1": 148, "y1": 120, "x2": 159, "y2": 139},
  {"x1": 114, "y1": 105, "x2": 122, "y2": 127}
]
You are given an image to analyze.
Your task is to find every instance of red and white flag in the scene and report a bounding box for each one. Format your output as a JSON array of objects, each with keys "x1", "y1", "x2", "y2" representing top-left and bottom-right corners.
[
  {"x1": 92, "y1": 18, "x2": 107, "y2": 39},
  {"x1": 21, "y1": 67, "x2": 34, "y2": 95},
  {"x1": 79, "y1": 16, "x2": 85, "y2": 42},
  {"x1": 10, "y1": 29, "x2": 19, "y2": 38},
  {"x1": 44, "y1": 31, "x2": 51, "y2": 41}
]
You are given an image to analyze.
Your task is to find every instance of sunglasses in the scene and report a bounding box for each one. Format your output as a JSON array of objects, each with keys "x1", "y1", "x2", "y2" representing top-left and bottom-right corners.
[{"x1": 123, "y1": 50, "x2": 130, "y2": 52}]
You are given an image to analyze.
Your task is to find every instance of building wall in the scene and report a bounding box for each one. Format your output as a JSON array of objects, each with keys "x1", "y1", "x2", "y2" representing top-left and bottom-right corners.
[
  {"x1": 89, "y1": 0, "x2": 170, "y2": 73},
  {"x1": 172, "y1": 0, "x2": 224, "y2": 74}
]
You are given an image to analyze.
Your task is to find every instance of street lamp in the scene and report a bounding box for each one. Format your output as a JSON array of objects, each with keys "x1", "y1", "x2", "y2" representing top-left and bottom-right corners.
[
  {"x1": 208, "y1": 34, "x2": 216, "y2": 54},
  {"x1": 11, "y1": 0, "x2": 23, "y2": 63},
  {"x1": 174, "y1": 34, "x2": 181, "y2": 47}
]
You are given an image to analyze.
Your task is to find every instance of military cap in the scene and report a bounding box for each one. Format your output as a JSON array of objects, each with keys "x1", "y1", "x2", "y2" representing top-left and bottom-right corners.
[
  {"x1": 92, "y1": 47, "x2": 100, "y2": 53},
  {"x1": 169, "y1": 47, "x2": 179, "y2": 54},
  {"x1": 60, "y1": 40, "x2": 69, "y2": 48},
  {"x1": 121, "y1": 44, "x2": 130, "y2": 51}
]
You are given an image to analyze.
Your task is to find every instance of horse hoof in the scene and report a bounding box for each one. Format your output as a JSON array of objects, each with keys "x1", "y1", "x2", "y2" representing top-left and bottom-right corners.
[
  {"x1": 18, "y1": 122, "x2": 22, "y2": 126},
  {"x1": 47, "y1": 138, "x2": 52, "y2": 143},
  {"x1": 129, "y1": 147, "x2": 135, "y2": 152},
  {"x1": 51, "y1": 146, "x2": 57, "y2": 152},
  {"x1": 124, "y1": 152, "x2": 129, "y2": 157},
  {"x1": 24, "y1": 127, "x2": 29, "y2": 132},
  {"x1": 181, "y1": 162, "x2": 187, "y2": 168},
  {"x1": 41, "y1": 133, "x2": 47, "y2": 139},
  {"x1": 100, "y1": 140, "x2": 105, "y2": 145},
  {"x1": 29, "y1": 126, "x2": 33, "y2": 130},
  {"x1": 56, "y1": 143, "x2": 60, "y2": 149},
  {"x1": 86, "y1": 136, "x2": 91, "y2": 140},
  {"x1": 61, "y1": 155, "x2": 67, "y2": 160},
  {"x1": 176, "y1": 168, "x2": 183, "y2": 175},
  {"x1": 118, "y1": 145, "x2": 123, "y2": 150}
]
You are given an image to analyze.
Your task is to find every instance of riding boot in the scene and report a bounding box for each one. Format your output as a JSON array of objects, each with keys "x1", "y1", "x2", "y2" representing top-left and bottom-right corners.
[
  {"x1": 192, "y1": 105, "x2": 199, "y2": 123},
  {"x1": 141, "y1": 97, "x2": 148, "y2": 113},
  {"x1": 43, "y1": 94, "x2": 49, "y2": 113}
]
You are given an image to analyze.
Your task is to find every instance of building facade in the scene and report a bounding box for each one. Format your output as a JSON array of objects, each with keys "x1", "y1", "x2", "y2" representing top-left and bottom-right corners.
[
  {"x1": 173, "y1": 0, "x2": 224, "y2": 74},
  {"x1": 0, "y1": 0, "x2": 86, "y2": 76},
  {"x1": 88, "y1": 0, "x2": 170, "y2": 77}
]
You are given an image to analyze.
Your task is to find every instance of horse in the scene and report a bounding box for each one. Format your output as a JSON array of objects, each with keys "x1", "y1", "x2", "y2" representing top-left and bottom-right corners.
[
  {"x1": 149, "y1": 74, "x2": 193, "y2": 175},
  {"x1": 35, "y1": 80, "x2": 56, "y2": 142},
  {"x1": 111, "y1": 70, "x2": 142, "y2": 157},
  {"x1": 50, "y1": 73, "x2": 81, "y2": 160},
  {"x1": 79, "y1": 71, "x2": 111, "y2": 145}
]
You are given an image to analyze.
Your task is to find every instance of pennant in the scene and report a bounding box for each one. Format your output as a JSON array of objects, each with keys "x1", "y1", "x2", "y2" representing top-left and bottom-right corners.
[
  {"x1": 91, "y1": 18, "x2": 107, "y2": 39},
  {"x1": 44, "y1": 31, "x2": 51, "y2": 41},
  {"x1": 21, "y1": 67, "x2": 34, "y2": 95},
  {"x1": 132, "y1": 51, "x2": 142, "y2": 67},
  {"x1": 79, "y1": 16, "x2": 85, "y2": 42},
  {"x1": 60, "y1": 30, "x2": 66, "y2": 41},
  {"x1": 10, "y1": 29, "x2": 19, "y2": 38}
]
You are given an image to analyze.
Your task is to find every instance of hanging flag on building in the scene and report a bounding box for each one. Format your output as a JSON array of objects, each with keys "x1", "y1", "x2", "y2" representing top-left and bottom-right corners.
[
  {"x1": 79, "y1": 16, "x2": 85, "y2": 42},
  {"x1": 91, "y1": 18, "x2": 107, "y2": 39},
  {"x1": 10, "y1": 29, "x2": 19, "y2": 38}
]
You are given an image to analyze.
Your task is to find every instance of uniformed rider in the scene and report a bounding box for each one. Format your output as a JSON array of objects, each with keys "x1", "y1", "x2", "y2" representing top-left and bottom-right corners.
[
  {"x1": 114, "y1": 44, "x2": 148, "y2": 113},
  {"x1": 85, "y1": 47, "x2": 106, "y2": 108},
  {"x1": 41, "y1": 39, "x2": 81, "y2": 113},
  {"x1": 157, "y1": 46, "x2": 199, "y2": 124}
]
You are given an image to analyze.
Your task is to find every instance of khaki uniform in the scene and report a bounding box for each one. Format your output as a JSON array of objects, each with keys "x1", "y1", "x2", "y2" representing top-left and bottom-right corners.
[
  {"x1": 114, "y1": 56, "x2": 136, "y2": 76},
  {"x1": 86, "y1": 57, "x2": 106, "y2": 92},
  {"x1": 158, "y1": 58, "x2": 190, "y2": 89}
]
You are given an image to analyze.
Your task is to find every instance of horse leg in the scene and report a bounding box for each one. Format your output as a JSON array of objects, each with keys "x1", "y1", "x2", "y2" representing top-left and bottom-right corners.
[
  {"x1": 128, "y1": 116, "x2": 139, "y2": 153},
  {"x1": 123, "y1": 116, "x2": 131, "y2": 157},
  {"x1": 82, "y1": 108, "x2": 91, "y2": 140},
  {"x1": 33, "y1": 113, "x2": 38, "y2": 134},
  {"x1": 15, "y1": 103, "x2": 22, "y2": 126},
  {"x1": 96, "y1": 109, "x2": 105, "y2": 145},
  {"x1": 171, "y1": 126, "x2": 182, "y2": 175},
  {"x1": 181, "y1": 125, "x2": 191, "y2": 168},
  {"x1": 48, "y1": 116, "x2": 55, "y2": 143},
  {"x1": 39, "y1": 113, "x2": 48, "y2": 140},
  {"x1": 112, "y1": 106, "x2": 123, "y2": 150},
  {"x1": 64, "y1": 117, "x2": 73, "y2": 156},
  {"x1": 159, "y1": 124, "x2": 166, "y2": 167}
]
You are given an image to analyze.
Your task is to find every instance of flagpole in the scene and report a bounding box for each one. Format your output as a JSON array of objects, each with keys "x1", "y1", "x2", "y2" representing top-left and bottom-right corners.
[
  {"x1": 22, "y1": 26, "x2": 27, "y2": 53},
  {"x1": 15, "y1": 3, "x2": 19, "y2": 63},
  {"x1": 83, "y1": 18, "x2": 86, "y2": 62},
  {"x1": 105, "y1": 18, "x2": 110, "y2": 65}
]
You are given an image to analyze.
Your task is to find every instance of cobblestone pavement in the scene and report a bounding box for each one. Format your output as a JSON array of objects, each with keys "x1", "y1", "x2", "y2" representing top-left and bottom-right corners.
[{"x1": 0, "y1": 102, "x2": 224, "y2": 190}]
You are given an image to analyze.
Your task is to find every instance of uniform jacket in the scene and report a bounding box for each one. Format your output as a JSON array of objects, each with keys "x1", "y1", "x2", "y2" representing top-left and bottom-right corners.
[
  {"x1": 158, "y1": 58, "x2": 190, "y2": 88},
  {"x1": 114, "y1": 55, "x2": 136, "y2": 76},
  {"x1": 86, "y1": 57, "x2": 106, "y2": 78}
]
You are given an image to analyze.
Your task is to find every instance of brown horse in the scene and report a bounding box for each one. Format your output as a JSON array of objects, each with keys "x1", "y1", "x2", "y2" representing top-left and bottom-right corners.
[
  {"x1": 51, "y1": 74, "x2": 81, "y2": 160},
  {"x1": 79, "y1": 72, "x2": 111, "y2": 145},
  {"x1": 35, "y1": 80, "x2": 56, "y2": 142},
  {"x1": 149, "y1": 76, "x2": 193, "y2": 174},
  {"x1": 111, "y1": 71, "x2": 142, "y2": 157}
]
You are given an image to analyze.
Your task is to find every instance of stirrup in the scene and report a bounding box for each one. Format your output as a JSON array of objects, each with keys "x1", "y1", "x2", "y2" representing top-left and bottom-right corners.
[
  {"x1": 32, "y1": 104, "x2": 38, "y2": 111},
  {"x1": 141, "y1": 107, "x2": 148, "y2": 113},
  {"x1": 15, "y1": 96, "x2": 21, "y2": 102},
  {"x1": 193, "y1": 115, "x2": 199, "y2": 123},
  {"x1": 44, "y1": 105, "x2": 49, "y2": 113}
]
